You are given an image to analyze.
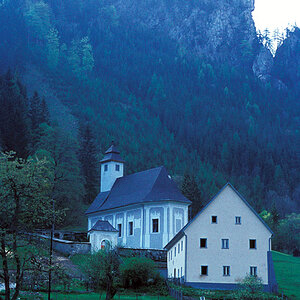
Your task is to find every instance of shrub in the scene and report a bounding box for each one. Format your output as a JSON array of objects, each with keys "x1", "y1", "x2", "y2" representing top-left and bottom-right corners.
[{"x1": 120, "y1": 257, "x2": 157, "y2": 289}]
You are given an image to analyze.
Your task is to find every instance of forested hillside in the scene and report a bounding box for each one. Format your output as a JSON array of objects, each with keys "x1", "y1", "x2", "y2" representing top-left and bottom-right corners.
[{"x1": 0, "y1": 0, "x2": 299, "y2": 226}]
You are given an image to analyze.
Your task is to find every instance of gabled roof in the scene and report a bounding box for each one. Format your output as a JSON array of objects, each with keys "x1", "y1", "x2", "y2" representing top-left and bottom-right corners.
[
  {"x1": 88, "y1": 220, "x2": 118, "y2": 232},
  {"x1": 164, "y1": 182, "x2": 273, "y2": 250},
  {"x1": 86, "y1": 166, "x2": 191, "y2": 215},
  {"x1": 100, "y1": 144, "x2": 125, "y2": 163}
]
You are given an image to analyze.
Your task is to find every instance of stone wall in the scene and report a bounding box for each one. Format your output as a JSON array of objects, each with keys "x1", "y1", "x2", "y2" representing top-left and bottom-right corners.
[{"x1": 39, "y1": 235, "x2": 91, "y2": 255}]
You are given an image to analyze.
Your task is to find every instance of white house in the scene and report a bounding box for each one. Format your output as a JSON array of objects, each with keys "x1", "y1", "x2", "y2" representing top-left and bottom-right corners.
[
  {"x1": 86, "y1": 143, "x2": 191, "y2": 250},
  {"x1": 164, "y1": 183, "x2": 277, "y2": 292}
]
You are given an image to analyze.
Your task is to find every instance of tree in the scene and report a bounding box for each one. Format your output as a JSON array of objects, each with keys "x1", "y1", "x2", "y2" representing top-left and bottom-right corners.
[
  {"x1": 0, "y1": 71, "x2": 31, "y2": 158},
  {"x1": 79, "y1": 122, "x2": 98, "y2": 204},
  {"x1": 36, "y1": 124, "x2": 85, "y2": 226},
  {"x1": 0, "y1": 151, "x2": 55, "y2": 300},
  {"x1": 46, "y1": 27, "x2": 60, "y2": 69},
  {"x1": 181, "y1": 172, "x2": 202, "y2": 218},
  {"x1": 82, "y1": 249, "x2": 121, "y2": 300},
  {"x1": 68, "y1": 36, "x2": 94, "y2": 79}
]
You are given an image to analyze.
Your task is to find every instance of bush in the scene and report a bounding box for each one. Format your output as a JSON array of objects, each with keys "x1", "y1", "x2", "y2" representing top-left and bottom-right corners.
[
  {"x1": 120, "y1": 257, "x2": 157, "y2": 289},
  {"x1": 231, "y1": 275, "x2": 280, "y2": 300}
]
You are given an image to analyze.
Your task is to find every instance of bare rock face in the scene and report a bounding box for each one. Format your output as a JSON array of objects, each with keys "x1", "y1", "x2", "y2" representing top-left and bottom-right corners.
[
  {"x1": 113, "y1": 0, "x2": 257, "y2": 62},
  {"x1": 253, "y1": 46, "x2": 273, "y2": 80}
]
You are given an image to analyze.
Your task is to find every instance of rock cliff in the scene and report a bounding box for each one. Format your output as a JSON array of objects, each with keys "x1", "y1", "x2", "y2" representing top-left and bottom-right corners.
[{"x1": 113, "y1": 0, "x2": 257, "y2": 63}]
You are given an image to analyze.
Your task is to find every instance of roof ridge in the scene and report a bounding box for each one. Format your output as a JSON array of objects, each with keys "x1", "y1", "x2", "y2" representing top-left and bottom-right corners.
[
  {"x1": 143, "y1": 166, "x2": 165, "y2": 201},
  {"x1": 98, "y1": 190, "x2": 111, "y2": 210}
]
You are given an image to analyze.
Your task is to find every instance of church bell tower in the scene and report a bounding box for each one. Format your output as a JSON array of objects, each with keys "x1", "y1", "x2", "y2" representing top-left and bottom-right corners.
[{"x1": 100, "y1": 142, "x2": 125, "y2": 192}]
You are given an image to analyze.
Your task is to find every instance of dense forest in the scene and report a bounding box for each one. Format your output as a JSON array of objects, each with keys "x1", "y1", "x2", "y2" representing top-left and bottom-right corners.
[{"x1": 0, "y1": 0, "x2": 299, "y2": 229}]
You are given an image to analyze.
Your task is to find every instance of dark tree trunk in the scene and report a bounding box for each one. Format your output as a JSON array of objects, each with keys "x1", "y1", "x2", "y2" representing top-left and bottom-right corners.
[
  {"x1": 1, "y1": 232, "x2": 10, "y2": 300},
  {"x1": 12, "y1": 232, "x2": 21, "y2": 300}
]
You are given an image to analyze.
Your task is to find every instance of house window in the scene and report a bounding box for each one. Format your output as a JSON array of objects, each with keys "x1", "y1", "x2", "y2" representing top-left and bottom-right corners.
[
  {"x1": 222, "y1": 239, "x2": 229, "y2": 249},
  {"x1": 181, "y1": 267, "x2": 183, "y2": 277},
  {"x1": 250, "y1": 266, "x2": 257, "y2": 276},
  {"x1": 171, "y1": 250, "x2": 172, "y2": 260},
  {"x1": 152, "y1": 218, "x2": 159, "y2": 233},
  {"x1": 200, "y1": 238, "x2": 207, "y2": 248},
  {"x1": 178, "y1": 243, "x2": 180, "y2": 254},
  {"x1": 211, "y1": 216, "x2": 217, "y2": 223},
  {"x1": 174, "y1": 268, "x2": 176, "y2": 278},
  {"x1": 104, "y1": 164, "x2": 108, "y2": 171},
  {"x1": 118, "y1": 224, "x2": 122, "y2": 237},
  {"x1": 181, "y1": 240, "x2": 183, "y2": 251},
  {"x1": 223, "y1": 266, "x2": 230, "y2": 276},
  {"x1": 250, "y1": 239, "x2": 256, "y2": 249},
  {"x1": 129, "y1": 221, "x2": 133, "y2": 236},
  {"x1": 200, "y1": 266, "x2": 208, "y2": 276},
  {"x1": 235, "y1": 216, "x2": 241, "y2": 224},
  {"x1": 115, "y1": 164, "x2": 120, "y2": 171},
  {"x1": 174, "y1": 247, "x2": 176, "y2": 257}
]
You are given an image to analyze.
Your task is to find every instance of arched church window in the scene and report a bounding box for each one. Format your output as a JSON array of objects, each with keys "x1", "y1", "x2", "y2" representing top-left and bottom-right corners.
[{"x1": 101, "y1": 239, "x2": 110, "y2": 250}]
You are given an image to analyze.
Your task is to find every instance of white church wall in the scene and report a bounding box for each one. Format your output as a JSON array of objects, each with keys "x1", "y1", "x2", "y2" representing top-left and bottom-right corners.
[
  {"x1": 88, "y1": 201, "x2": 190, "y2": 250},
  {"x1": 100, "y1": 161, "x2": 124, "y2": 192},
  {"x1": 185, "y1": 185, "x2": 271, "y2": 285}
]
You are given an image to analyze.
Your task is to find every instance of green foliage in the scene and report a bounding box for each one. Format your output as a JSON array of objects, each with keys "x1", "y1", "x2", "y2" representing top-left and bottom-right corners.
[
  {"x1": 24, "y1": 1, "x2": 51, "y2": 40},
  {"x1": 79, "y1": 250, "x2": 121, "y2": 300},
  {"x1": 79, "y1": 122, "x2": 99, "y2": 204},
  {"x1": 35, "y1": 124, "x2": 85, "y2": 226},
  {"x1": 46, "y1": 27, "x2": 60, "y2": 69},
  {"x1": 181, "y1": 172, "x2": 202, "y2": 218},
  {"x1": 120, "y1": 257, "x2": 157, "y2": 289},
  {"x1": 0, "y1": 151, "x2": 54, "y2": 230},
  {"x1": 0, "y1": 151, "x2": 58, "y2": 299},
  {"x1": 68, "y1": 37, "x2": 94, "y2": 79},
  {"x1": 233, "y1": 275, "x2": 264, "y2": 299},
  {"x1": 272, "y1": 213, "x2": 300, "y2": 253}
]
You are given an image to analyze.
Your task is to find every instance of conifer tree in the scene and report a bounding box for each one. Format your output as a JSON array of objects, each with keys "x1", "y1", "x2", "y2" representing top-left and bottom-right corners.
[
  {"x1": 0, "y1": 71, "x2": 30, "y2": 158},
  {"x1": 181, "y1": 172, "x2": 203, "y2": 218},
  {"x1": 79, "y1": 122, "x2": 99, "y2": 204}
]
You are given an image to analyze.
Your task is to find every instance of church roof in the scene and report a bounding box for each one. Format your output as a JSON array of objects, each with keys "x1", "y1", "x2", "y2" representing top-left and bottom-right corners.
[
  {"x1": 86, "y1": 166, "x2": 191, "y2": 215},
  {"x1": 100, "y1": 144, "x2": 125, "y2": 163},
  {"x1": 88, "y1": 220, "x2": 118, "y2": 232}
]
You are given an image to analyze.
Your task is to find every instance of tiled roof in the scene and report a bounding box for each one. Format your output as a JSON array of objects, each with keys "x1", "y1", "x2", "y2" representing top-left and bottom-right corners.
[
  {"x1": 86, "y1": 166, "x2": 191, "y2": 214},
  {"x1": 88, "y1": 220, "x2": 118, "y2": 232}
]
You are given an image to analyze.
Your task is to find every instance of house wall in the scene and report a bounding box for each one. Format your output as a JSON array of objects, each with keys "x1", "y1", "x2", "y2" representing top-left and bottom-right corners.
[
  {"x1": 167, "y1": 235, "x2": 186, "y2": 279},
  {"x1": 100, "y1": 161, "x2": 124, "y2": 192},
  {"x1": 185, "y1": 185, "x2": 271, "y2": 285},
  {"x1": 89, "y1": 231, "x2": 118, "y2": 252},
  {"x1": 87, "y1": 201, "x2": 189, "y2": 250}
]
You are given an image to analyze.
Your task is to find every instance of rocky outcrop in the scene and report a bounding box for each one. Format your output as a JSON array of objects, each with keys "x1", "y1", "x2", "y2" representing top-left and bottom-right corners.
[
  {"x1": 113, "y1": 0, "x2": 257, "y2": 63},
  {"x1": 253, "y1": 46, "x2": 273, "y2": 81}
]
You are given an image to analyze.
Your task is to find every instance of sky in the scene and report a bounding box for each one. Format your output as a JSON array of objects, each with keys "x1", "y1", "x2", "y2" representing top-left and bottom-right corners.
[{"x1": 252, "y1": 0, "x2": 299, "y2": 34}]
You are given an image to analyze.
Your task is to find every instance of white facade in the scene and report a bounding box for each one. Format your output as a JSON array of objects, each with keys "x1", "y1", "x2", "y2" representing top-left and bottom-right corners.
[
  {"x1": 89, "y1": 230, "x2": 118, "y2": 252},
  {"x1": 166, "y1": 184, "x2": 273, "y2": 288},
  {"x1": 101, "y1": 160, "x2": 124, "y2": 192},
  {"x1": 88, "y1": 201, "x2": 189, "y2": 249}
]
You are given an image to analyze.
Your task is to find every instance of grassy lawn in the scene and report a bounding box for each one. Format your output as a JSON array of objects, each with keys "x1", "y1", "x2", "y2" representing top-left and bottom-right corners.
[
  {"x1": 19, "y1": 292, "x2": 173, "y2": 300},
  {"x1": 272, "y1": 251, "x2": 300, "y2": 299}
]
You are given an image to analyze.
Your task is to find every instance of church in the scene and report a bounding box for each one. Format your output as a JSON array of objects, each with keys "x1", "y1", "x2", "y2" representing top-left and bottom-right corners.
[{"x1": 85, "y1": 143, "x2": 191, "y2": 252}]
